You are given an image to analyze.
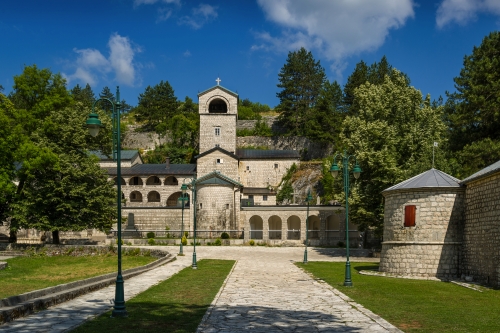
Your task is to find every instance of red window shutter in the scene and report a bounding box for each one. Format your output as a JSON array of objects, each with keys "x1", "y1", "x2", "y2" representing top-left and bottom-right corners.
[{"x1": 404, "y1": 205, "x2": 416, "y2": 227}]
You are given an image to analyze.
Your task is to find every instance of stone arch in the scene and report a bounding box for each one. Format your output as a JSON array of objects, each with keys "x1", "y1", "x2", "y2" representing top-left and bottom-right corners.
[
  {"x1": 114, "y1": 177, "x2": 125, "y2": 185},
  {"x1": 287, "y1": 215, "x2": 301, "y2": 240},
  {"x1": 147, "y1": 191, "x2": 161, "y2": 202},
  {"x1": 146, "y1": 176, "x2": 162, "y2": 185},
  {"x1": 208, "y1": 97, "x2": 228, "y2": 113},
  {"x1": 326, "y1": 214, "x2": 341, "y2": 242},
  {"x1": 129, "y1": 176, "x2": 143, "y2": 186},
  {"x1": 268, "y1": 215, "x2": 282, "y2": 240},
  {"x1": 166, "y1": 192, "x2": 182, "y2": 206},
  {"x1": 249, "y1": 215, "x2": 263, "y2": 240},
  {"x1": 309, "y1": 215, "x2": 320, "y2": 239},
  {"x1": 164, "y1": 176, "x2": 178, "y2": 185},
  {"x1": 130, "y1": 191, "x2": 142, "y2": 202}
]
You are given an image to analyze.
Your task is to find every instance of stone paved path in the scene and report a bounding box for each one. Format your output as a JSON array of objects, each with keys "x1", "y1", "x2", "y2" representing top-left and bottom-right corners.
[{"x1": 0, "y1": 247, "x2": 401, "y2": 333}]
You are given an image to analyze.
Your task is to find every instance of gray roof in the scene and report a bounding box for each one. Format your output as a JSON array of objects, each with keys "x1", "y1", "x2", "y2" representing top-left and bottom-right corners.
[
  {"x1": 383, "y1": 168, "x2": 462, "y2": 193},
  {"x1": 195, "y1": 147, "x2": 238, "y2": 160},
  {"x1": 91, "y1": 150, "x2": 141, "y2": 161},
  {"x1": 242, "y1": 187, "x2": 274, "y2": 195},
  {"x1": 104, "y1": 164, "x2": 196, "y2": 176},
  {"x1": 196, "y1": 171, "x2": 243, "y2": 187},
  {"x1": 461, "y1": 159, "x2": 500, "y2": 184},
  {"x1": 197, "y1": 85, "x2": 239, "y2": 98},
  {"x1": 236, "y1": 149, "x2": 300, "y2": 160}
]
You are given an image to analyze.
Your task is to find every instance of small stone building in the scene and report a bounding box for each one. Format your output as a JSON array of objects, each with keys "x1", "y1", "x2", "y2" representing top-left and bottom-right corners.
[
  {"x1": 461, "y1": 160, "x2": 500, "y2": 287},
  {"x1": 379, "y1": 169, "x2": 465, "y2": 279}
]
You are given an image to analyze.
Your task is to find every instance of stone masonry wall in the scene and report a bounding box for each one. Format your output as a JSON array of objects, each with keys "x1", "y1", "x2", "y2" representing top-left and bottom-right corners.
[
  {"x1": 197, "y1": 152, "x2": 239, "y2": 180},
  {"x1": 122, "y1": 208, "x2": 189, "y2": 232},
  {"x1": 199, "y1": 114, "x2": 237, "y2": 154},
  {"x1": 196, "y1": 185, "x2": 237, "y2": 232},
  {"x1": 380, "y1": 188, "x2": 465, "y2": 279},
  {"x1": 238, "y1": 159, "x2": 298, "y2": 188},
  {"x1": 462, "y1": 173, "x2": 500, "y2": 287}
]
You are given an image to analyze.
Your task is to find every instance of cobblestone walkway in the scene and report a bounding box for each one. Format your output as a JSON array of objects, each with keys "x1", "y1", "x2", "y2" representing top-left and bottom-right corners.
[{"x1": 0, "y1": 247, "x2": 401, "y2": 333}]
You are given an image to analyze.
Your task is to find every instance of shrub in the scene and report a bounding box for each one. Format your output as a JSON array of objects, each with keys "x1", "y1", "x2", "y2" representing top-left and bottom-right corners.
[
  {"x1": 214, "y1": 238, "x2": 222, "y2": 246},
  {"x1": 146, "y1": 232, "x2": 155, "y2": 239},
  {"x1": 181, "y1": 236, "x2": 187, "y2": 246},
  {"x1": 221, "y1": 232, "x2": 230, "y2": 239},
  {"x1": 116, "y1": 239, "x2": 124, "y2": 245},
  {"x1": 148, "y1": 238, "x2": 156, "y2": 245},
  {"x1": 249, "y1": 239, "x2": 255, "y2": 246},
  {"x1": 337, "y1": 241, "x2": 345, "y2": 248},
  {"x1": 184, "y1": 231, "x2": 189, "y2": 238}
]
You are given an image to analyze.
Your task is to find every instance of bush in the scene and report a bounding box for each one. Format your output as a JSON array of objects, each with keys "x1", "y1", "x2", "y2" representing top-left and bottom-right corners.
[
  {"x1": 214, "y1": 238, "x2": 222, "y2": 246},
  {"x1": 221, "y1": 232, "x2": 230, "y2": 239},
  {"x1": 184, "y1": 231, "x2": 188, "y2": 238},
  {"x1": 181, "y1": 236, "x2": 187, "y2": 246},
  {"x1": 116, "y1": 239, "x2": 124, "y2": 245},
  {"x1": 146, "y1": 232, "x2": 155, "y2": 239},
  {"x1": 148, "y1": 238, "x2": 156, "y2": 245},
  {"x1": 249, "y1": 239, "x2": 255, "y2": 246},
  {"x1": 337, "y1": 241, "x2": 345, "y2": 248}
]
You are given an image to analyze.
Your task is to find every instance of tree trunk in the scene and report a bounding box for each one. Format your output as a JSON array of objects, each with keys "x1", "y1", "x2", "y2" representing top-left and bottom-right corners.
[
  {"x1": 8, "y1": 230, "x2": 17, "y2": 243},
  {"x1": 52, "y1": 230, "x2": 60, "y2": 244}
]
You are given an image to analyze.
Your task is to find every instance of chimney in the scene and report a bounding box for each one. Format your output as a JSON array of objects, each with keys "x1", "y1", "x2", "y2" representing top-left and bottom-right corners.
[{"x1": 165, "y1": 157, "x2": 170, "y2": 169}]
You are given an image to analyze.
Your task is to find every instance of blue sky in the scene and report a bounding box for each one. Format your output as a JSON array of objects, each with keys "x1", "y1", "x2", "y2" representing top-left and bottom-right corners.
[{"x1": 1, "y1": 0, "x2": 500, "y2": 108}]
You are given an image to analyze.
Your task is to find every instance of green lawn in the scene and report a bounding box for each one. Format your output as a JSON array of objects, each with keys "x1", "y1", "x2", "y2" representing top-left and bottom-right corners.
[
  {"x1": 72, "y1": 259, "x2": 234, "y2": 333},
  {"x1": 0, "y1": 255, "x2": 156, "y2": 299},
  {"x1": 298, "y1": 262, "x2": 500, "y2": 333}
]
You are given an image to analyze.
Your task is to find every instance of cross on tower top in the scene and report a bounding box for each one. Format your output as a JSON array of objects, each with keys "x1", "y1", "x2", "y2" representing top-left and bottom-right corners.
[{"x1": 216, "y1": 77, "x2": 221, "y2": 86}]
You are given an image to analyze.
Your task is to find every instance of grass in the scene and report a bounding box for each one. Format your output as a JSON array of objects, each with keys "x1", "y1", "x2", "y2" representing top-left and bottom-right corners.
[
  {"x1": 0, "y1": 255, "x2": 156, "y2": 299},
  {"x1": 298, "y1": 262, "x2": 500, "y2": 333},
  {"x1": 72, "y1": 259, "x2": 234, "y2": 333}
]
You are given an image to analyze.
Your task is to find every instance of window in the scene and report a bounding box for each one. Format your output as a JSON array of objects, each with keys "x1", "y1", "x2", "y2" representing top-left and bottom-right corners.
[
  {"x1": 215, "y1": 127, "x2": 220, "y2": 136},
  {"x1": 199, "y1": 203, "x2": 203, "y2": 209},
  {"x1": 274, "y1": 163, "x2": 278, "y2": 169},
  {"x1": 263, "y1": 195, "x2": 268, "y2": 201},
  {"x1": 404, "y1": 205, "x2": 416, "y2": 227},
  {"x1": 249, "y1": 195, "x2": 254, "y2": 200},
  {"x1": 217, "y1": 158, "x2": 223, "y2": 164}
]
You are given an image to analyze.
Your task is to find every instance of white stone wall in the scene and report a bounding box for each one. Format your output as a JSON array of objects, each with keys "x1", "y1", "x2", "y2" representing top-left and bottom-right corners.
[
  {"x1": 197, "y1": 152, "x2": 239, "y2": 180},
  {"x1": 199, "y1": 114, "x2": 237, "y2": 154},
  {"x1": 238, "y1": 159, "x2": 298, "y2": 188},
  {"x1": 380, "y1": 188, "x2": 465, "y2": 278},
  {"x1": 198, "y1": 88, "x2": 238, "y2": 115},
  {"x1": 462, "y1": 173, "x2": 500, "y2": 287},
  {"x1": 196, "y1": 185, "x2": 239, "y2": 232}
]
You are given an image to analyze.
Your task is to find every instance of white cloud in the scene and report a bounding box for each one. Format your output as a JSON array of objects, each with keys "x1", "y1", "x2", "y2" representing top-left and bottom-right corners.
[
  {"x1": 134, "y1": 0, "x2": 180, "y2": 6},
  {"x1": 179, "y1": 3, "x2": 218, "y2": 29},
  {"x1": 183, "y1": 50, "x2": 191, "y2": 57},
  {"x1": 436, "y1": 0, "x2": 500, "y2": 28},
  {"x1": 254, "y1": 0, "x2": 415, "y2": 69},
  {"x1": 64, "y1": 33, "x2": 139, "y2": 87},
  {"x1": 157, "y1": 7, "x2": 173, "y2": 22}
]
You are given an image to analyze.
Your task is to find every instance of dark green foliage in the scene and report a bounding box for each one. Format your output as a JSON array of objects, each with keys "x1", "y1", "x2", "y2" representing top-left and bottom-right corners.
[
  {"x1": 445, "y1": 31, "x2": 500, "y2": 177},
  {"x1": 71, "y1": 83, "x2": 95, "y2": 108},
  {"x1": 142, "y1": 144, "x2": 197, "y2": 164},
  {"x1": 238, "y1": 98, "x2": 271, "y2": 120},
  {"x1": 276, "y1": 163, "x2": 297, "y2": 204},
  {"x1": 134, "y1": 80, "x2": 179, "y2": 133},
  {"x1": 253, "y1": 119, "x2": 273, "y2": 136},
  {"x1": 276, "y1": 47, "x2": 326, "y2": 136},
  {"x1": 221, "y1": 232, "x2": 229, "y2": 239},
  {"x1": 146, "y1": 232, "x2": 155, "y2": 239},
  {"x1": 98, "y1": 86, "x2": 115, "y2": 114}
]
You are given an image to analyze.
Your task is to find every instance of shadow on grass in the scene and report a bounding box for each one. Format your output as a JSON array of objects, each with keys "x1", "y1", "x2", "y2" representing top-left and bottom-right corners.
[
  {"x1": 311, "y1": 247, "x2": 371, "y2": 258},
  {"x1": 353, "y1": 265, "x2": 379, "y2": 272}
]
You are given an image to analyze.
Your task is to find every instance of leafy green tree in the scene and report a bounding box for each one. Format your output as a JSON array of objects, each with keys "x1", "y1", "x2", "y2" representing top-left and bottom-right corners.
[
  {"x1": 134, "y1": 80, "x2": 179, "y2": 133},
  {"x1": 445, "y1": 31, "x2": 500, "y2": 176},
  {"x1": 276, "y1": 47, "x2": 326, "y2": 136},
  {"x1": 98, "y1": 86, "x2": 115, "y2": 114},
  {"x1": 179, "y1": 96, "x2": 197, "y2": 114},
  {"x1": 167, "y1": 113, "x2": 199, "y2": 148},
  {"x1": 335, "y1": 70, "x2": 448, "y2": 235},
  {"x1": 9, "y1": 64, "x2": 72, "y2": 119},
  {"x1": 71, "y1": 83, "x2": 95, "y2": 108}
]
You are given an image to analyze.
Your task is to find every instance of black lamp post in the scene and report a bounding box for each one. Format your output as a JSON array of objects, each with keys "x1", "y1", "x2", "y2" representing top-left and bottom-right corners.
[
  {"x1": 179, "y1": 183, "x2": 189, "y2": 256},
  {"x1": 86, "y1": 86, "x2": 127, "y2": 317},
  {"x1": 329, "y1": 150, "x2": 361, "y2": 287},
  {"x1": 182, "y1": 178, "x2": 198, "y2": 269},
  {"x1": 303, "y1": 189, "x2": 313, "y2": 264}
]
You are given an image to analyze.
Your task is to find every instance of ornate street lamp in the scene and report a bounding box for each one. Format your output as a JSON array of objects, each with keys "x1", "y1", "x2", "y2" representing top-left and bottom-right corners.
[
  {"x1": 330, "y1": 150, "x2": 362, "y2": 287},
  {"x1": 182, "y1": 178, "x2": 198, "y2": 269},
  {"x1": 86, "y1": 87, "x2": 127, "y2": 317},
  {"x1": 179, "y1": 183, "x2": 189, "y2": 256},
  {"x1": 303, "y1": 189, "x2": 313, "y2": 264}
]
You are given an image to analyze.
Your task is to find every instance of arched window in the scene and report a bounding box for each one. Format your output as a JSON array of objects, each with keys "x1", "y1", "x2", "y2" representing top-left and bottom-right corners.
[
  {"x1": 287, "y1": 215, "x2": 301, "y2": 240},
  {"x1": 130, "y1": 191, "x2": 143, "y2": 202},
  {"x1": 268, "y1": 215, "x2": 282, "y2": 240},
  {"x1": 129, "y1": 176, "x2": 143, "y2": 186},
  {"x1": 249, "y1": 215, "x2": 263, "y2": 240},
  {"x1": 308, "y1": 215, "x2": 320, "y2": 239},
  {"x1": 114, "y1": 177, "x2": 125, "y2": 185},
  {"x1": 146, "y1": 176, "x2": 162, "y2": 185},
  {"x1": 147, "y1": 191, "x2": 161, "y2": 202},
  {"x1": 208, "y1": 98, "x2": 228, "y2": 113},
  {"x1": 166, "y1": 192, "x2": 182, "y2": 206},
  {"x1": 164, "y1": 176, "x2": 178, "y2": 185}
]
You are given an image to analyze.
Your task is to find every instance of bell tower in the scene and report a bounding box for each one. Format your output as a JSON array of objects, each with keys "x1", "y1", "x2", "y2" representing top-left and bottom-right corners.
[{"x1": 197, "y1": 78, "x2": 238, "y2": 154}]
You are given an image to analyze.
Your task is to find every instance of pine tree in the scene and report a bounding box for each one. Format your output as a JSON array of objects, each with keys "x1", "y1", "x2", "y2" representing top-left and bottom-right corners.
[
  {"x1": 276, "y1": 47, "x2": 326, "y2": 136},
  {"x1": 71, "y1": 83, "x2": 95, "y2": 108}
]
